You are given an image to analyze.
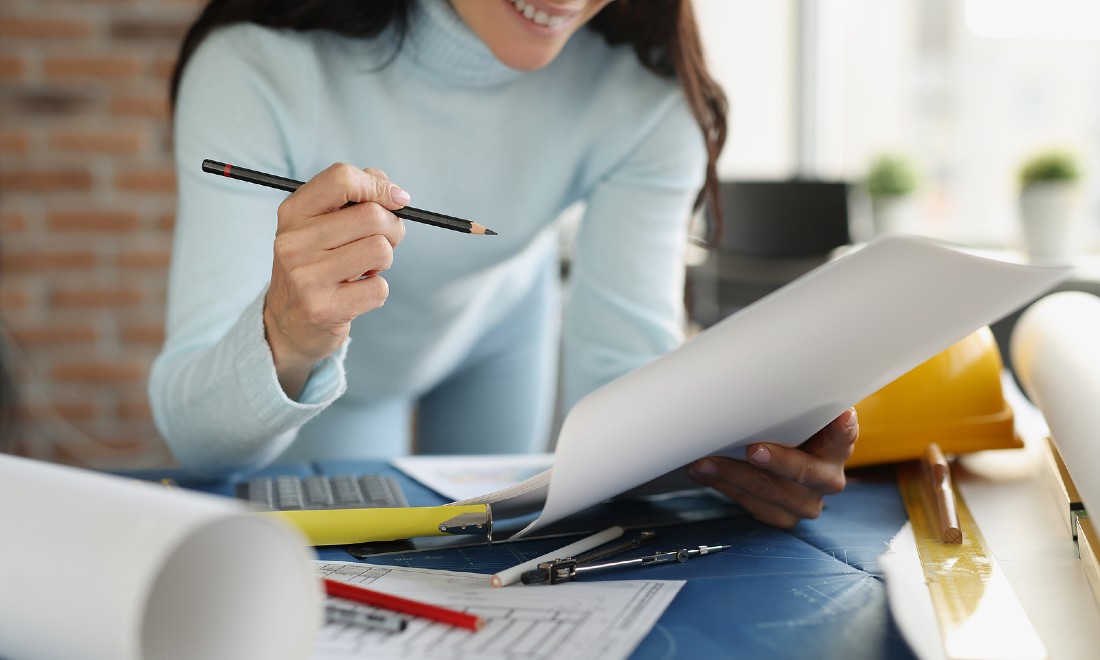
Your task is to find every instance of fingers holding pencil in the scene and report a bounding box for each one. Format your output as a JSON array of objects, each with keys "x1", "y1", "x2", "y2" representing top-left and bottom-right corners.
[
  {"x1": 284, "y1": 163, "x2": 411, "y2": 217},
  {"x1": 265, "y1": 164, "x2": 408, "y2": 398},
  {"x1": 278, "y1": 163, "x2": 408, "y2": 252},
  {"x1": 202, "y1": 159, "x2": 497, "y2": 235},
  {"x1": 200, "y1": 157, "x2": 494, "y2": 399}
]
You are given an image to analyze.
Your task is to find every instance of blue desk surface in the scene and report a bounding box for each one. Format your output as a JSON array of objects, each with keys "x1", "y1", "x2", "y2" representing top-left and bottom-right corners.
[{"x1": 148, "y1": 461, "x2": 915, "y2": 660}]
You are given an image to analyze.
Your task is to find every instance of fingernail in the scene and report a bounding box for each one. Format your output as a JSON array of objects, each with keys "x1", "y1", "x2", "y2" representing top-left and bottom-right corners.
[
  {"x1": 844, "y1": 407, "x2": 858, "y2": 430},
  {"x1": 842, "y1": 409, "x2": 859, "y2": 444},
  {"x1": 748, "y1": 444, "x2": 772, "y2": 464},
  {"x1": 390, "y1": 186, "x2": 410, "y2": 206},
  {"x1": 692, "y1": 458, "x2": 718, "y2": 475}
]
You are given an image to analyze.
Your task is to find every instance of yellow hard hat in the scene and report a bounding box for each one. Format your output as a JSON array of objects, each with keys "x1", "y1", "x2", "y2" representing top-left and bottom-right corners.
[{"x1": 848, "y1": 326, "x2": 1021, "y2": 468}]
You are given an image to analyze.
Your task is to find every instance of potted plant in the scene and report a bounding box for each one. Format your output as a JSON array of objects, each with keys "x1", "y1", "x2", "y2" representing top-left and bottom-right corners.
[
  {"x1": 1017, "y1": 149, "x2": 1082, "y2": 264},
  {"x1": 866, "y1": 153, "x2": 919, "y2": 235}
]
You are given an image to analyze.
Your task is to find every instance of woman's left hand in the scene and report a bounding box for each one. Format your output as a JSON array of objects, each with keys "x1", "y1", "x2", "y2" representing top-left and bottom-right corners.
[{"x1": 686, "y1": 408, "x2": 859, "y2": 529}]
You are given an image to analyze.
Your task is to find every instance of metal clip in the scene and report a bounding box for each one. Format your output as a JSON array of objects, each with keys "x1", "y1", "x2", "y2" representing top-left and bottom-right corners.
[
  {"x1": 520, "y1": 530, "x2": 658, "y2": 585},
  {"x1": 540, "y1": 558, "x2": 580, "y2": 584},
  {"x1": 437, "y1": 505, "x2": 493, "y2": 542}
]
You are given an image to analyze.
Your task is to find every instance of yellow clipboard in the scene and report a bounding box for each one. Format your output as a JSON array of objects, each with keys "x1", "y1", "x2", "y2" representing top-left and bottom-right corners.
[{"x1": 261, "y1": 503, "x2": 492, "y2": 546}]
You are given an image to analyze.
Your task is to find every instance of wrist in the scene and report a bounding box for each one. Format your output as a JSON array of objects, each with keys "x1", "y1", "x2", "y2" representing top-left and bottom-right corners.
[{"x1": 262, "y1": 303, "x2": 322, "y2": 400}]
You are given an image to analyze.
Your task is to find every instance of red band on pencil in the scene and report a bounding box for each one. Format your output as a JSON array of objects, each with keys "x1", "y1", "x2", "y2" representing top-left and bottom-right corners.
[
  {"x1": 222, "y1": 163, "x2": 232, "y2": 177},
  {"x1": 323, "y1": 578, "x2": 483, "y2": 631}
]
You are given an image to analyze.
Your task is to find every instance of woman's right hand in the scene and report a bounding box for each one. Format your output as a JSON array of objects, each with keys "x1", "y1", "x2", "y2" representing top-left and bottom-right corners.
[{"x1": 263, "y1": 163, "x2": 408, "y2": 398}]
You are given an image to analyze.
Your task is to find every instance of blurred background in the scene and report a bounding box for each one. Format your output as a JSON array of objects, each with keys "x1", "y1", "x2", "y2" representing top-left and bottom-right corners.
[
  {"x1": 697, "y1": 0, "x2": 1100, "y2": 246},
  {"x1": 1, "y1": 0, "x2": 201, "y2": 467},
  {"x1": 2, "y1": 0, "x2": 1098, "y2": 469}
]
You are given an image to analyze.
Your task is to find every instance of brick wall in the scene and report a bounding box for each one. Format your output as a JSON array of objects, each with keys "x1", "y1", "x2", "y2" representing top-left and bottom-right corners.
[{"x1": 0, "y1": 0, "x2": 206, "y2": 469}]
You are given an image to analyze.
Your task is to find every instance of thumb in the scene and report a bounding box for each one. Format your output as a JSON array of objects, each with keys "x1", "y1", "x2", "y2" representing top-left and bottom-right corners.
[{"x1": 358, "y1": 167, "x2": 410, "y2": 210}]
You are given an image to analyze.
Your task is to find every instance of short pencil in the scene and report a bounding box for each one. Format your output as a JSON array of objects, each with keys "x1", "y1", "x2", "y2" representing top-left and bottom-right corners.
[
  {"x1": 201, "y1": 159, "x2": 497, "y2": 236},
  {"x1": 924, "y1": 442, "x2": 962, "y2": 544}
]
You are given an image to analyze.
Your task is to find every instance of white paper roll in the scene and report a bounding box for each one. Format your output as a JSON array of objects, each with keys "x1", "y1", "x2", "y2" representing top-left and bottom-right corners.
[
  {"x1": 1011, "y1": 290, "x2": 1100, "y2": 516},
  {"x1": 0, "y1": 454, "x2": 321, "y2": 660}
]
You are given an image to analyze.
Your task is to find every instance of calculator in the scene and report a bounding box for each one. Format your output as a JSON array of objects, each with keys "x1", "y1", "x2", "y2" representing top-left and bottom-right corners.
[{"x1": 235, "y1": 473, "x2": 409, "y2": 511}]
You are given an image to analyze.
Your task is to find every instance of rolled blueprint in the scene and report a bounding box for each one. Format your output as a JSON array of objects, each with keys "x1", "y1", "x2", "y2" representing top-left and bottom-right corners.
[
  {"x1": 0, "y1": 454, "x2": 320, "y2": 660},
  {"x1": 1011, "y1": 290, "x2": 1100, "y2": 517}
]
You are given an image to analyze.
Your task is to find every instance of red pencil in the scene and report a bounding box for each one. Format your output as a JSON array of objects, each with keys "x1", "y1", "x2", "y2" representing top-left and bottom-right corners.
[{"x1": 323, "y1": 578, "x2": 484, "y2": 631}]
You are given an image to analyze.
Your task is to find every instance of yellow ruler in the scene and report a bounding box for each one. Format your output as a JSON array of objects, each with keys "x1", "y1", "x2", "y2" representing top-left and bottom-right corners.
[{"x1": 897, "y1": 461, "x2": 1047, "y2": 660}]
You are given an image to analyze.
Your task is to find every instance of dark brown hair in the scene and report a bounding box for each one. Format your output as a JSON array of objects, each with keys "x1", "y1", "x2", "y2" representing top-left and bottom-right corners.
[{"x1": 170, "y1": 0, "x2": 727, "y2": 226}]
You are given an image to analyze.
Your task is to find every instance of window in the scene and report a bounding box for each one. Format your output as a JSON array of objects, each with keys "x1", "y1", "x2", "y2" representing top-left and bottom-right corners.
[{"x1": 697, "y1": 0, "x2": 1100, "y2": 251}]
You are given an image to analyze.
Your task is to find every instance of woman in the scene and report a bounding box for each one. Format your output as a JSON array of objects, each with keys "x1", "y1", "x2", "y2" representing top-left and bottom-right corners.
[{"x1": 151, "y1": 0, "x2": 855, "y2": 528}]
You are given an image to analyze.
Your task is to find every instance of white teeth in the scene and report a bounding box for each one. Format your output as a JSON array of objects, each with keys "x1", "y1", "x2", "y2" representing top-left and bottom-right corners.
[{"x1": 510, "y1": 0, "x2": 567, "y2": 28}]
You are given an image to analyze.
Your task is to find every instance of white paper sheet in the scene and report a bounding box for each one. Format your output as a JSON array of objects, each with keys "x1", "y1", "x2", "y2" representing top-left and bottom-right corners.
[
  {"x1": 458, "y1": 236, "x2": 1072, "y2": 537},
  {"x1": 314, "y1": 560, "x2": 681, "y2": 660},
  {"x1": 391, "y1": 453, "x2": 553, "y2": 503},
  {"x1": 0, "y1": 454, "x2": 321, "y2": 660}
]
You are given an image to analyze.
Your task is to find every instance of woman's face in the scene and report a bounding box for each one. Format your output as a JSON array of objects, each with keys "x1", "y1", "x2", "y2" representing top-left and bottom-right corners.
[{"x1": 449, "y1": 0, "x2": 615, "y2": 71}]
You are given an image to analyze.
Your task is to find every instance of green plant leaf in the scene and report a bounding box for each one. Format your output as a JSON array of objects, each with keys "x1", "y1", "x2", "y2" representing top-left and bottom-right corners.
[
  {"x1": 1019, "y1": 150, "x2": 1080, "y2": 186},
  {"x1": 866, "y1": 154, "x2": 918, "y2": 198}
]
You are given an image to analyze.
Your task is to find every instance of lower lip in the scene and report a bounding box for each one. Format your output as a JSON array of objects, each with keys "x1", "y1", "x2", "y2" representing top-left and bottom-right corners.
[{"x1": 503, "y1": 0, "x2": 572, "y2": 36}]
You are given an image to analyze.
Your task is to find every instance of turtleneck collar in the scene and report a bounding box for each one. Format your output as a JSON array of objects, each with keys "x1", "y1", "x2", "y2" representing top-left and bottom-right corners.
[{"x1": 406, "y1": 0, "x2": 525, "y2": 87}]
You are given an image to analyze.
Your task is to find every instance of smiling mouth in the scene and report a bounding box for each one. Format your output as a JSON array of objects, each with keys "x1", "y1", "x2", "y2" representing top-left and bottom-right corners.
[{"x1": 508, "y1": 0, "x2": 569, "y2": 28}]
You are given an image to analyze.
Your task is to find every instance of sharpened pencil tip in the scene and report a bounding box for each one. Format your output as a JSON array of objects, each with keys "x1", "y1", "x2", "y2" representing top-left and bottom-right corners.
[{"x1": 468, "y1": 222, "x2": 497, "y2": 235}]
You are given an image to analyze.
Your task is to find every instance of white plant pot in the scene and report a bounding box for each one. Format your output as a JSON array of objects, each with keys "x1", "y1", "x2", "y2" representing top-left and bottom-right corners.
[
  {"x1": 870, "y1": 195, "x2": 916, "y2": 236},
  {"x1": 1018, "y1": 181, "x2": 1080, "y2": 264}
]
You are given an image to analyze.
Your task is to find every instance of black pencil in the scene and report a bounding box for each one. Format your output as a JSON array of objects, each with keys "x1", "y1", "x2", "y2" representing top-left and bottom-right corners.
[{"x1": 201, "y1": 159, "x2": 497, "y2": 236}]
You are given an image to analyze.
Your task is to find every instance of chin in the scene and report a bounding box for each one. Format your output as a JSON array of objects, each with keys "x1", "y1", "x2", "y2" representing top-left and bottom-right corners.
[{"x1": 490, "y1": 43, "x2": 566, "y2": 71}]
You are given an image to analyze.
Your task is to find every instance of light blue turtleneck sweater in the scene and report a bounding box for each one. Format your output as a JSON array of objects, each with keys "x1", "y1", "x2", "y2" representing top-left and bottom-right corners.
[{"x1": 150, "y1": 0, "x2": 706, "y2": 477}]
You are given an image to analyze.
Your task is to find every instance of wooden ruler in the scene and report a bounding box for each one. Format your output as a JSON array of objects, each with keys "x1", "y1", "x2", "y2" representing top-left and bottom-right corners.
[{"x1": 897, "y1": 461, "x2": 1047, "y2": 660}]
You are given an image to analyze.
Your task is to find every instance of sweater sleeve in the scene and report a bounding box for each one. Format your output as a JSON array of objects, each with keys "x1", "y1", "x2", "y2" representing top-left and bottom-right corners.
[
  {"x1": 561, "y1": 91, "x2": 707, "y2": 412},
  {"x1": 148, "y1": 25, "x2": 344, "y2": 478}
]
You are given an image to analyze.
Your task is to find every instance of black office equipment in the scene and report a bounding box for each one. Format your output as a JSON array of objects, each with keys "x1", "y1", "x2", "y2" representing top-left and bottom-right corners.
[
  {"x1": 689, "y1": 179, "x2": 851, "y2": 327},
  {"x1": 712, "y1": 179, "x2": 851, "y2": 257}
]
